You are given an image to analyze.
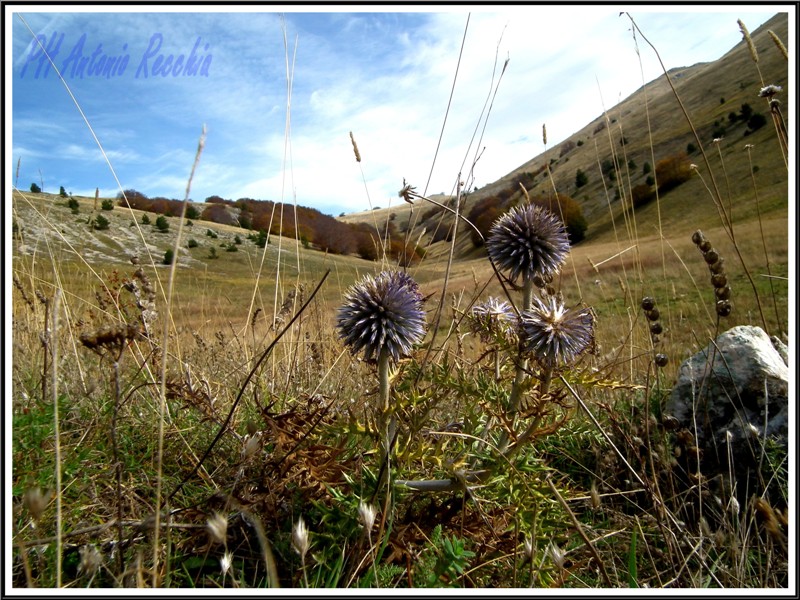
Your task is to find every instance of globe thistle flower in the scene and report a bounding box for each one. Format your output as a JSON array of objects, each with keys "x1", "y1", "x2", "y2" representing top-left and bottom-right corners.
[
  {"x1": 468, "y1": 297, "x2": 518, "y2": 344},
  {"x1": 486, "y1": 204, "x2": 570, "y2": 284},
  {"x1": 520, "y1": 296, "x2": 594, "y2": 367},
  {"x1": 336, "y1": 271, "x2": 426, "y2": 363}
]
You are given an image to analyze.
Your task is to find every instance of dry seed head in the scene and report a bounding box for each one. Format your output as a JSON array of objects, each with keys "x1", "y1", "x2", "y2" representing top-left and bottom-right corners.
[
  {"x1": 523, "y1": 537, "x2": 534, "y2": 560},
  {"x1": 547, "y1": 542, "x2": 566, "y2": 570},
  {"x1": 709, "y1": 259, "x2": 726, "y2": 274},
  {"x1": 738, "y1": 19, "x2": 759, "y2": 64},
  {"x1": 655, "y1": 353, "x2": 669, "y2": 368},
  {"x1": 767, "y1": 30, "x2": 788, "y2": 60},
  {"x1": 714, "y1": 286, "x2": 732, "y2": 301},
  {"x1": 691, "y1": 230, "x2": 705, "y2": 245},
  {"x1": 542, "y1": 123, "x2": 547, "y2": 146},
  {"x1": 590, "y1": 481, "x2": 601, "y2": 509},
  {"x1": 220, "y1": 551, "x2": 233, "y2": 576},
  {"x1": 358, "y1": 502, "x2": 377, "y2": 534},
  {"x1": 23, "y1": 488, "x2": 51, "y2": 522},
  {"x1": 711, "y1": 273, "x2": 728, "y2": 288},
  {"x1": 292, "y1": 517, "x2": 310, "y2": 558},
  {"x1": 649, "y1": 322, "x2": 663, "y2": 336},
  {"x1": 646, "y1": 308, "x2": 660, "y2": 322},
  {"x1": 716, "y1": 300, "x2": 732, "y2": 317},
  {"x1": 758, "y1": 84, "x2": 782, "y2": 98},
  {"x1": 641, "y1": 296, "x2": 656, "y2": 311},
  {"x1": 241, "y1": 433, "x2": 261, "y2": 461},
  {"x1": 78, "y1": 544, "x2": 102, "y2": 577},
  {"x1": 349, "y1": 131, "x2": 361, "y2": 163},
  {"x1": 703, "y1": 249, "x2": 720, "y2": 265},
  {"x1": 207, "y1": 512, "x2": 228, "y2": 545}
]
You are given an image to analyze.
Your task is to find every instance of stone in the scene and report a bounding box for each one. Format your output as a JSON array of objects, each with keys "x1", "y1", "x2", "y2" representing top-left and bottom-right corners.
[{"x1": 664, "y1": 325, "x2": 789, "y2": 498}]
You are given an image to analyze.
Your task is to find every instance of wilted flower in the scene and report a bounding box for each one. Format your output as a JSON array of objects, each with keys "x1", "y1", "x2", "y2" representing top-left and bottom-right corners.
[
  {"x1": 336, "y1": 271, "x2": 426, "y2": 363},
  {"x1": 468, "y1": 297, "x2": 518, "y2": 343},
  {"x1": 486, "y1": 204, "x2": 570, "y2": 284},
  {"x1": 520, "y1": 296, "x2": 593, "y2": 366},
  {"x1": 758, "y1": 84, "x2": 782, "y2": 98},
  {"x1": 292, "y1": 517, "x2": 310, "y2": 558}
]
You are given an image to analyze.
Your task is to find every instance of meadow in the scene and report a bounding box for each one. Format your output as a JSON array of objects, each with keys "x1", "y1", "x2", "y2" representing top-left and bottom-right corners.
[{"x1": 9, "y1": 13, "x2": 790, "y2": 589}]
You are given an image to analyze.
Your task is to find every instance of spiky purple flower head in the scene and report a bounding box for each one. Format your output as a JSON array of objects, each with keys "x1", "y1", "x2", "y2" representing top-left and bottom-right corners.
[
  {"x1": 337, "y1": 271, "x2": 426, "y2": 363},
  {"x1": 486, "y1": 204, "x2": 570, "y2": 283},
  {"x1": 468, "y1": 297, "x2": 518, "y2": 344},
  {"x1": 520, "y1": 296, "x2": 594, "y2": 367}
]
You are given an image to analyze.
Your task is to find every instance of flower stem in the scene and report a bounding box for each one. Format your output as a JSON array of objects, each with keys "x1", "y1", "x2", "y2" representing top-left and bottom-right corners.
[{"x1": 508, "y1": 277, "x2": 534, "y2": 414}]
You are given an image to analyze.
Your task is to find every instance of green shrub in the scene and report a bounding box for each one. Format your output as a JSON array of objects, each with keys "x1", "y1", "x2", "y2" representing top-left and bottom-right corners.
[
  {"x1": 575, "y1": 169, "x2": 588, "y2": 189},
  {"x1": 185, "y1": 205, "x2": 200, "y2": 220},
  {"x1": 101, "y1": 199, "x2": 114, "y2": 211},
  {"x1": 93, "y1": 214, "x2": 110, "y2": 230},
  {"x1": 206, "y1": 229, "x2": 218, "y2": 239},
  {"x1": 30, "y1": 183, "x2": 41, "y2": 193},
  {"x1": 59, "y1": 186, "x2": 68, "y2": 198},
  {"x1": 163, "y1": 248, "x2": 175, "y2": 265},
  {"x1": 142, "y1": 214, "x2": 151, "y2": 225},
  {"x1": 187, "y1": 239, "x2": 199, "y2": 248},
  {"x1": 155, "y1": 215, "x2": 169, "y2": 233},
  {"x1": 208, "y1": 247, "x2": 218, "y2": 259}
]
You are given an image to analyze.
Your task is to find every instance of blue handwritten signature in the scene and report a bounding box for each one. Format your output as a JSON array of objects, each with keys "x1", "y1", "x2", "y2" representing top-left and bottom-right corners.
[{"x1": 20, "y1": 33, "x2": 212, "y2": 79}]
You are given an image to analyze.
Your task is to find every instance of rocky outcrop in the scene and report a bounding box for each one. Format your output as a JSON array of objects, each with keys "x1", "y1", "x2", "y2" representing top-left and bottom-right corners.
[{"x1": 665, "y1": 326, "x2": 788, "y2": 499}]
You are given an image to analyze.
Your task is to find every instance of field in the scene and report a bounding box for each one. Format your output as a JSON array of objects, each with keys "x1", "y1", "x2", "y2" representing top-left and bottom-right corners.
[{"x1": 9, "y1": 13, "x2": 791, "y2": 590}]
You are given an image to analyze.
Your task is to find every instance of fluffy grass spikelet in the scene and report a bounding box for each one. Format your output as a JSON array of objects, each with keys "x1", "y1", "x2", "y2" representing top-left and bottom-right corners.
[
  {"x1": 336, "y1": 270, "x2": 426, "y2": 363},
  {"x1": 520, "y1": 296, "x2": 594, "y2": 366},
  {"x1": 486, "y1": 204, "x2": 570, "y2": 284}
]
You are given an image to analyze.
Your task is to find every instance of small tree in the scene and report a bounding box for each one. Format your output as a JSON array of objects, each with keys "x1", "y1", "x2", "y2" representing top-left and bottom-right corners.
[
  {"x1": 30, "y1": 183, "x2": 41, "y2": 193},
  {"x1": 575, "y1": 169, "x2": 588, "y2": 189},
  {"x1": 185, "y1": 205, "x2": 200, "y2": 220},
  {"x1": 101, "y1": 199, "x2": 114, "y2": 211},
  {"x1": 642, "y1": 161, "x2": 652, "y2": 175},
  {"x1": 68, "y1": 198, "x2": 80, "y2": 214},
  {"x1": 142, "y1": 214, "x2": 151, "y2": 225},
  {"x1": 163, "y1": 248, "x2": 175, "y2": 265},
  {"x1": 93, "y1": 214, "x2": 110, "y2": 230},
  {"x1": 155, "y1": 215, "x2": 170, "y2": 233},
  {"x1": 208, "y1": 247, "x2": 218, "y2": 259},
  {"x1": 746, "y1": 113, "x2": 767, "y2": 132},
  {"x1": 188, "y1": 238, "x2": 199, "y2": 248},
  {"x1": 59, "y1": 186, "x2": 68, "y2": 198}
]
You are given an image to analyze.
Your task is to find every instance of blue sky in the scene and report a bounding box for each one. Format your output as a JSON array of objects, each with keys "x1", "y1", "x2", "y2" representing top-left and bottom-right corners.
[{"x1": 7, "y1": 5, "x2": 787, "y2": 216}]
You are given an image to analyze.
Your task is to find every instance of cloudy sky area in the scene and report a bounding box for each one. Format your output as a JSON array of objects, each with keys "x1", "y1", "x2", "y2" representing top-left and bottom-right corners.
[{"x1": 9, "y1": 5, "x2": 784, "y2": 216}]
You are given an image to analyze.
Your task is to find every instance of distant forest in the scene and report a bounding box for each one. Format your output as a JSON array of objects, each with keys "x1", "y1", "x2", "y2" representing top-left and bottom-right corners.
[{"x1": 116, "y1": 190, "x2": 423, "y2": 265}]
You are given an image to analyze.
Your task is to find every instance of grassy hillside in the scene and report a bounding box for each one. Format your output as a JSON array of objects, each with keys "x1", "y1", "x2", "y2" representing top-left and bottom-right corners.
[{"x1": 341, "y1": 13, "x2": 788, "y2": 257}]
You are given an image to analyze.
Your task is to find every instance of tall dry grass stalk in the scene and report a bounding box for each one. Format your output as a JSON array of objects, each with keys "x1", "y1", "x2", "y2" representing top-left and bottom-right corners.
[{"x1": 152, "y1": 125, "x2": 206, "y2": 586}]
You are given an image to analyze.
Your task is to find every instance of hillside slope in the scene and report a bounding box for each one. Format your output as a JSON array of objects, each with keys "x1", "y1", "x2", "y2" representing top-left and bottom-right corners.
[{"x1": 340, "y1": 13, "x2": 789, "y2": 261}]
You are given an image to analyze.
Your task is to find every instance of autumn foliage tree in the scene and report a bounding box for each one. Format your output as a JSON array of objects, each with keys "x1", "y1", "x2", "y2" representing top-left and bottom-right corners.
[{"x1": 655, "y1": 151, "x2": 693, "y2": 193}]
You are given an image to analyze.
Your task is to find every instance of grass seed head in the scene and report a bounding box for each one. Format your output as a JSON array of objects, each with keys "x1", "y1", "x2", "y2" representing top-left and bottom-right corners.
[
  {"x1": 767, "y1": 30, "x2": 788, "y2": 60},
  {"x1": 207, "y1": 512, "x2": 228, "y2": 545},
  {"x1": 292, "y1": 517, "x2": 310, "y2": 558},
  {"x1": 738, "y1": 19, "x2": 759, "y2": 64}
]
